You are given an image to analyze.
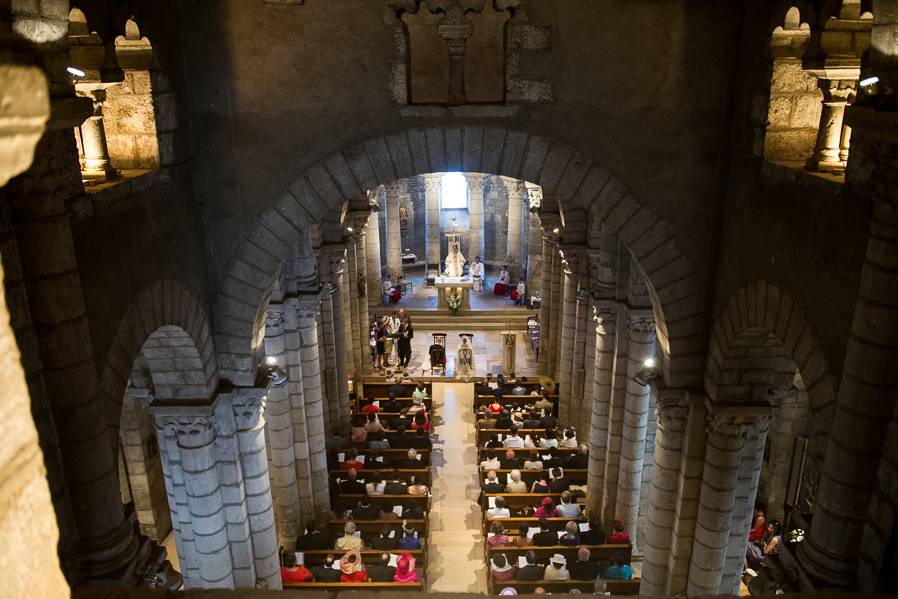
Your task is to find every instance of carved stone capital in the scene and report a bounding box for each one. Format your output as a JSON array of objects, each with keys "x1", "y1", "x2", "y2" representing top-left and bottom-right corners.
[
  {"x1": 296, "y1": 297, "x2": 321, "y2": 325},
  {"x1": 705, "y1": 400, "x2": 772, "y2": 441},
  {"x1": 593, "y1": 304, "x2": 617, "y2": 334},
  {"x1": 654, "y1": 389, "x2": 690, "y2": 425},
  {"x1": 466, "y1": 173, "x2": 487, "y2": 192},
  {"x1": 525, "y1": 183, "x2": 543, "y2": 211},
  {"x1": 423, "y1": 173, "x2": 442, "y2": 195},
  {"x1": 233, "y1": 390, "x2": 266, "y2": 431},
  {"x1": 587, "y1": 249, "x2": 616, "y2": 300},
  {"x1": 818, "y1": 78, "x2": 856, "y2": 104},
  {"x1": 627, "y1": 315, "x2": 656, "y2": 343},
  {"x1": 156, "y1": 414, "x2": 216, "y2": 448}
]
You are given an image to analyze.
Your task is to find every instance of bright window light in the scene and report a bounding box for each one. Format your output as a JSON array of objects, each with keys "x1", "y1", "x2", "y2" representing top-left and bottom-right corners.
[{"x1": 441, "y1": 173, "x2": 468, "y2": 210}]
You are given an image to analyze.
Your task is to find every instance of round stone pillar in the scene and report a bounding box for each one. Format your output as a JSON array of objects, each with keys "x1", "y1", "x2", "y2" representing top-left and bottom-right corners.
[
  {"x1": 365, "y1": 198, "x2": 383, "y2": 298},
  {"x1": 537, "y1": 234, "x2": 555, "y2": 374},
  {"x1": 801, "y1": 136, "x2": 898, "y2": 585},
  {"x1": 424, "y1": 174, "x2": 441, "y2": 268},
  {"x1": 385, "y1": 181, "x2": 403, "y2": 279},
  {"x1": 234, "y1": 393, "x2": 281, "y2": 590},
  {"x1": 587, "y1": 307, "x2": 617, "y2": 517},
  {"x1": 170, "y1": 415, "x2": 235, "y2": 589},
  {"x1": 505, "y1": 179, "x2": 524, "y2": 279},
  {"x1": 297, "y1": 299, "x2": 331, "y2": 516},
  {"x1": 549, "y1": 247, "x2": 564, "y2": 378},
  {"x1": 806, "y1": 79, "x2": 854, "y2": 172},
  {"x1": 640, "y1": 392, "x2": 689, "y2": 595},
  {"x1": 687, "y1": 410, "x2": 769, "y2": 596},
  {"x1": 557, "y1": 250, "x2": 579, "y2": 422},
  {"x1": 616, "y1": 316, "x2": 656, "y2": 552},
  {"x1": 79, "y1": 89, "x2": 118, "y2": 179},
  {"x1": 467, "y1": 173, "x2": 485, "y2": 261}
]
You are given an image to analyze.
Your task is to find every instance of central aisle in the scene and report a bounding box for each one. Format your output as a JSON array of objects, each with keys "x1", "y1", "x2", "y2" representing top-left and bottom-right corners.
[{"x1": 427, "y1": 382, "x2": 487, "y2": 593}]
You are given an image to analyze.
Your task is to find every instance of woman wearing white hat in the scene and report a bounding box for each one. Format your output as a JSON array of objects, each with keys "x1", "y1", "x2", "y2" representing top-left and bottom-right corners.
[{"x1": 543, "y1": 553, "x2": 570, "y2": 580}]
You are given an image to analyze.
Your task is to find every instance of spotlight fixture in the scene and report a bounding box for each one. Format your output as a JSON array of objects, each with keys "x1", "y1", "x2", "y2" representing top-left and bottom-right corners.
[
  {"x1": 552, "y1": 227, "x2": 560, "y2": 234},
  {"x1": 633, "y1": 357, "x2": 659, "y2": 387},
  {"x1": 67, "y1": 66, "x2": 86, "y2": 78},
  {"x1": 643, "y1": 357, "x2": 655, "y2": 369},
  {"x1": 265, "y1": 356, "x2": 278, "y2": 366},
  {"x1": 860, "y1": 76, "x2": 880, "y2": 87},
  {"x1": 346, "y1": 226, "x2": 354, "y2": 233}
]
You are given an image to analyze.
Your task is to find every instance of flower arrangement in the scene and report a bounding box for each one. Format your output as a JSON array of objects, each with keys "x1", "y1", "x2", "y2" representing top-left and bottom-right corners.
[
  {"x1": 446, "y1": 291, "x2": 463, "y2": 313},
  {"x1": 787, "y1": 528, "x2": 805, "y2": 543}
]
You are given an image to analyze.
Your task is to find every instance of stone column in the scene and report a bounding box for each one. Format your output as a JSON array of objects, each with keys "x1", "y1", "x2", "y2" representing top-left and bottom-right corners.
[
  {"x1": 587, "y1": 307, "x2": 616, "y2": 517},
  {"x1": 806, "y1": 79, "x2": 855, "y2": 172},
  {"x1": 579, "y1": 298, "x2": 597, "y2": 441},
  {"x1": 437, "y1": 5, "x2": 473, "y2": 105},
  {"x1": 506, "y1": 179, "x2": 524, "y2": 280},
  {"x1": 537, "y1": 235, "x2": 554, "y2": 374},
  {"x1": 467, "y1": 173, "x2": 486, "y2": 261},
  {"x1": 159, "y1": 412, "x2": 234, "y2": 589},
  {"x1": 365, "y1": 197, "x2": 383, "y2": 299},
  {"x1": 616, "y1": 316, "x2": 656, "y2": 552},
  {"x1": 345, "y1": 235, "x2": 361, "y2": 378},
  {"x1": 297, "y1": 298, "x2": 331, "y2": 516},
  {"x1": 280, "y1": 303, "x2": 314, "y2": 519},
  {"x1": 340, "y1": 252, "x2": 355, "y2": 380},
  {"x1": 800, "y1": 120, "x2": 898, "y2": 587},
  {"x1": 233, "y1": 391, "x2": 281, "y2": 590},
  {"x1": 262, "y1": 311, "x2": 301, "y2": 550},
  {"x1": 640, "y1": 391, "x2": 690, "y2": 595},
  {"x1": 9, "y1": 131, "x2": 139, "y2": 582},
  {"x1": 385, "y1": 181, "x2": 403, "y2": 279},
  {"x1": 602, "y1": 306, "x2": 629, "y2": 526},
  {"x1": 317, "y1": 247, "x2": 342, "y2": 432},
  {"x1": 550, "y1": 247, "x2": 564, "y2": 378},
  {"x1": 424, "y1": 174, "x2": 442, "y2": 269},
  {"x1": 354, "y1": 213, "x2": 371, "y2": 374},
  {"x1": 722, "y1": 421, "x2": 769, "y2": 594},
  {"x1": 687, "y1": 409, "x2": 770, "y2": 596},
  {"x1": 572, "y1": 292, "x2": 590, "y2": 433},
  {"x1": 666, "y1": 397, "x2": 708, "y2": 594},
  {"x1": 78, "y1": 88, "x2": 117, "y2": 180},
  {"x1": 557, "y1": 250, "x2": 579, "y2": 423}
]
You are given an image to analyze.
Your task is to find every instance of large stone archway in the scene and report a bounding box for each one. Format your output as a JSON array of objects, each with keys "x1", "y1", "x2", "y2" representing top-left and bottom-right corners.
[{"x1": 213, "y1": 125, "x2": 708, "y2": 388}]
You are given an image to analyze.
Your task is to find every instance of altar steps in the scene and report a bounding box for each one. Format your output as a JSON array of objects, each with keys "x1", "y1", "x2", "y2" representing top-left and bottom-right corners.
[{"x1": 403, "y1": 309, "x2": 537, "y2": 331}]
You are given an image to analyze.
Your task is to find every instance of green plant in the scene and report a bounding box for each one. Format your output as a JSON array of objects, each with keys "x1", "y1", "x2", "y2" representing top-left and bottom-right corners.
[{"x1": 446, "y1": 291, "x2": 462, "y2": 313}]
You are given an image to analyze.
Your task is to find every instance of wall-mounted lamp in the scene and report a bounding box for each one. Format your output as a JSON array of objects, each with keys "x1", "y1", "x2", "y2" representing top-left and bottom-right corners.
[
  {"x1": 552, "y1": 227, "x2": 560, "y2": 234},
  {"x1": 633, "y1": 357, "x2": 659, "y2": 387},
  {"x1": 860, "y1": 76, "x2": 880, "y2": 88},
  {"x1": 346, "y1": 226, "x2": 354, "y2": 233},
  {"x1": 67, "y1": 66, "x2": 86, "y2": 78}
]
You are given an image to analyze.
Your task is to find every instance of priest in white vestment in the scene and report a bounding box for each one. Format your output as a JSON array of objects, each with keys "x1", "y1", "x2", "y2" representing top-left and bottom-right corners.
[
  {"x1": 470, "y1": 256, "x2": 484, "y2": 291},
  {"x1": 445, "y1": 243, "x2": 466, "y2": 278}
]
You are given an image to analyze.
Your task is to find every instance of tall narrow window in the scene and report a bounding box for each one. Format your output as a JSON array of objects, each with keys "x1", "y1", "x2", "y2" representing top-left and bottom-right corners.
[{"x1": 441, "y1": 172, "x2": 468, "y2": 209}]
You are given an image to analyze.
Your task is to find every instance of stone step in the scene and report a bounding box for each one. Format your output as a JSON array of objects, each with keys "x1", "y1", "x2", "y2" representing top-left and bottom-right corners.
[{"x1": 403, "y1": 309, "x2": 537, "y2": 330}]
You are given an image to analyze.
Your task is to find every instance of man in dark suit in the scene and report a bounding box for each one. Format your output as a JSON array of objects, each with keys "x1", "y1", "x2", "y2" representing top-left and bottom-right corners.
[
  {"x1": 549, "y1": 467, "x2": 571, "y2": 493},
  {"x1": 567, "y1": 444, "x2": 589, "y2": 469},
  {"x1": 354, "y1": 495, "x2": 379, "y2": 520},
  {"x1": 392, "y1": 409, "x2": 413, "y2": 430},
  {"x1": 515, "y1": 550, "x2": 545, "y2": 580},
  {"x1": 500, "y1": 449, "x2": 524, "y2": 470},
  {"x1": 384, "y1": 470, "x2": 408, "y2": 495},
  {"x1": 532, "y1": 518, "x2": 558, "y2": 547},
  {"x1": 475, "y1": 374, "x2": 494, "y2": 395},
  {"x1": 400, "y1": 448, "x2": 423, "y2": 469},
  {"x1": 402, "y1": 502, "x2": 425, "y2": 519},
  {"x1": 540, "y1": 411, "x2": 558, "y2": 430},
  {"x1": 579, "y1": 516, "x2": 606, "y2": 546},
  {"x1": 390, "y1": 424, "x2": 410, "y2": 449},
  {"x1": 389, "y1": 382, "x2": 408, "y2": 397},
  {"x1": 482, "y1": 470, "x2": 505, "y2": 493},
  {"x1": 522, "y1": 410, "x2": 542, "y2": 429},
  {"x1": 338, "y1": 469, "x2": 366, "y2": 495},
  {"x1": 410, "y1": 428, "x2": 431, "y2": 450},
  {"x1": 367, "y1": 553, "x2": 397, "y2": 582},
  {"x1": 569, "y1": 547, "x2": 601, "y2": 580},
  {"x1": 296, "y1": 519, "x2": 331, "y2": 551},
  {"x1": 383, "y1": 393, "x2": 402, "y2": 414},
  {"x1": 495, "y1": 409, "x2": 513, "y2": 430},
  {"x1": 309, "y1": 555, "x2": 341, "y2": 582},
  {"x1": 542, "y1": 447, "x2": 564, "y2": 469}
]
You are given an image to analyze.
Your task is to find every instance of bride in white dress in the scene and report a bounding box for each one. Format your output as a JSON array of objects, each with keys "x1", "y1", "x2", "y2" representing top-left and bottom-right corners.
[{"x1": 455, "y1": 335, "x2": 475, "y2": 379}]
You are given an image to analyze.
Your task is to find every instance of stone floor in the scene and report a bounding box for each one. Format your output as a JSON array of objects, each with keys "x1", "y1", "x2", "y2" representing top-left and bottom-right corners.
[
  {"x1": 375, "y1": 266, "x2": 533, "y2": 311},
  {"x1": 374, "y1": 328, "x2": 538, "y2": 378},
  {"x1": 426, "y1": 382, "x2": 488, "y2": 593}
]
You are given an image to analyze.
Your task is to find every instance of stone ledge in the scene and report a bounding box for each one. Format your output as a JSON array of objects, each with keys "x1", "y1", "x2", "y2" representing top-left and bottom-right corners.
[
  {"x1": 70, "y1": 168, "x2": 169, "y2": 221},
  {"x1": 400, "y1": 104, "x2": 524, "y2": 119}
]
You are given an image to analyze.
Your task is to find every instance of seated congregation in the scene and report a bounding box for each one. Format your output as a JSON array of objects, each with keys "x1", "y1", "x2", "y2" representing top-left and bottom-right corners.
[
  {"x1": 475, "y1": 389, "x2": 640, "y2": 595},
  {"x1": 280, "y1": 379, "x2": 435, "y2": 589}
]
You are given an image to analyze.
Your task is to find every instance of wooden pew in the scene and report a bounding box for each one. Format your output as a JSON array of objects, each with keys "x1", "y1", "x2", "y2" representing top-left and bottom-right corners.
[
  {"x1": 477, "y1": 428, "x2": 547, "y2": 445},
  {"x1": 327, "y1": 449, "x2": 431, "y2": 468},
  {"x1": 329, "y1": 469, "x2": 432, "y2": 486},
  {"x1": 478, "y1": 468, "x2": 587, "y2": 485},
  {"x1": 490, "y1": 579, "x2": 641, "y2": 595},
  {"x1": 474, "y1": 394, "x2": 558, "y2": 407},
  {"x1": 478, "y1": 447, "x2": 578, "y2": 459},
  {"x1": 481, "y1": 492, "x2": 569, "y2": 511},
  {"x1": 360, "y1": 382, "x2": 433, "y2": 400},
  {"x1": 298, "y1": 549, "x2": 424, "y2": 566},
  {"x1": 326, "y1": 518, "x2": 429, "y2": 539},
  {"x1": 353, "y1": 397, "x2": 434, "y2": 410},
  {"x1": 485, "y1": 543, "x2": 631, "y2": 564},
  {"x1": 480, "y1": 517, "x2": 586, "y2": 535},
  {"x1": 333, "y1": 493, "x2": 431, "y2": 512},
  {"x1": 285, "y1": 581, "x2": 425, "y2": 590}
]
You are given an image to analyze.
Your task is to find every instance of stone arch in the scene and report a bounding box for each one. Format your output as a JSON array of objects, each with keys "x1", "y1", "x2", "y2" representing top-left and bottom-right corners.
[
  {"x1": 705, "y1": 280, "x2": 837, "y2": 514},
  {"x1": 99, "y1": 279, "x2": 218, "y2": 426},
  {"x1": 213, "y1": 126, "x2": 707, "y2": 387}
]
